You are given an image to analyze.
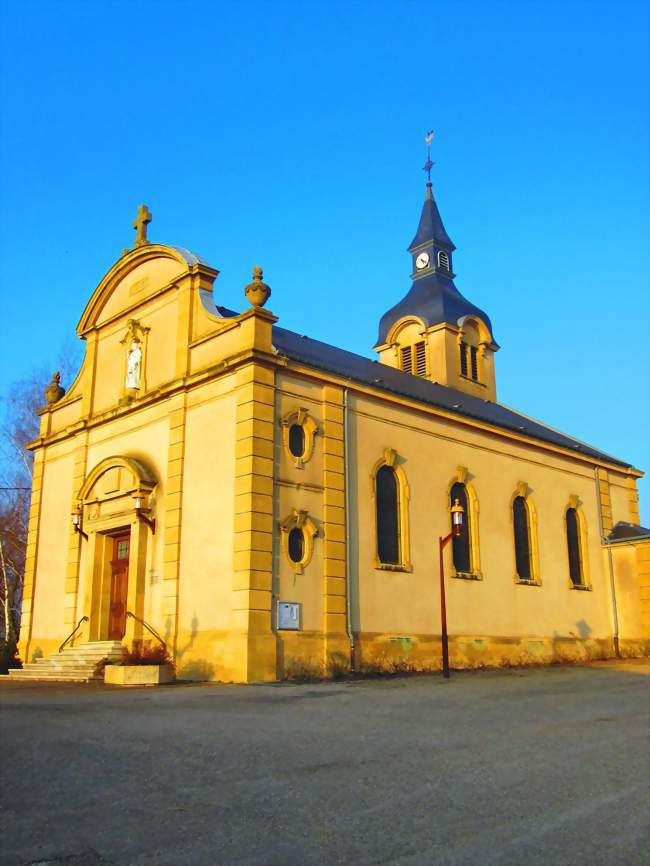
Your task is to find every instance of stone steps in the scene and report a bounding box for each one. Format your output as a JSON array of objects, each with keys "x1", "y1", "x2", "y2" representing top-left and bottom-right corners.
[{"x1": 4, "y1": 640, "x2": 125, "y2": 683}]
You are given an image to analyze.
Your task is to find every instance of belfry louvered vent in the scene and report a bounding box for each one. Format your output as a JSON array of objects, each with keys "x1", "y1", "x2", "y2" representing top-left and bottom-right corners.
[
  {"x1": 415, "y1": 341, "x2": 426, "y2": 377},
  {"x1": 470, "y1": 346, "x2": 479, "y2": 381},
  {"x1": 460, "y1": 342, "x2": 468, "y2": 376},
  {"x1": 400, "y1": 346, "x2": 412, "y2": 374},
  {"x1": 438, "y1": 251, "x2": 450, "y2": 271}
]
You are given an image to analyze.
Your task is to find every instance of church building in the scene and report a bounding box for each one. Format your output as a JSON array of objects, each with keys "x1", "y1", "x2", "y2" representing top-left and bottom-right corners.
[{"x1": 13, "y1": 169, "x2": 650, "y2": 682}]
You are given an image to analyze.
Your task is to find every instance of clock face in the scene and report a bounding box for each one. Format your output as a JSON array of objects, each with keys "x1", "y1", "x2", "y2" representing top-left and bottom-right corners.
[{"x1": 415, "y1": 252, "x2": 430, "y2": 270}]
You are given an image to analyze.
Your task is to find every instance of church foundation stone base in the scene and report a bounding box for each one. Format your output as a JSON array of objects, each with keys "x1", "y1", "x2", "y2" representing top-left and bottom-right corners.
[
  {"x1": 14, "y1": 632, "x2": 649, "y2": 684},
  {"x1": 352, "y1": 632, "x2": 650, "y2": 674}
]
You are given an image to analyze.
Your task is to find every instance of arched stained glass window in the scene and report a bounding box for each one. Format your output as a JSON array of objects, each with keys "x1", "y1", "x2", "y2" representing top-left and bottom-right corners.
[
  {"x1": 450, "y1": 482, "x2": 471, "y2": 573},
  {"x1": 376, "y1": 465, "x2": 399, "y2": 565},
  {"x1": 513, "y1": 496, "x2": 532, "y2": 580},
  {"x1": 566, "y1": 508, "x2": 583, "y2": 586}
]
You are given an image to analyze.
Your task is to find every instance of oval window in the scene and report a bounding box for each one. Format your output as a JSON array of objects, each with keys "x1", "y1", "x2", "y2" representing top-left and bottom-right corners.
[
  {"x1": 289, "y1": 424, "x2": 305, "y2": 457},
  {"x1": 288, "y1": 527, "x2": 305, "y2": 564}
]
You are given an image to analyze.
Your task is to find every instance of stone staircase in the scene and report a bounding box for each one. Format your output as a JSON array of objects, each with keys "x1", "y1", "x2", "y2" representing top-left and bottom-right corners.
[{"x1": 4, "y1": 641, "x2": 125, "y2": 683}]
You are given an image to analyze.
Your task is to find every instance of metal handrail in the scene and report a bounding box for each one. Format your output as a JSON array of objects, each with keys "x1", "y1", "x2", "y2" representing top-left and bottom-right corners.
[
  {"x1": 59, "y1": 615, "x2": 89, "y2": 653},
  {"x1": 126, "y1": 611, "x2": 167, "y2": 651}
]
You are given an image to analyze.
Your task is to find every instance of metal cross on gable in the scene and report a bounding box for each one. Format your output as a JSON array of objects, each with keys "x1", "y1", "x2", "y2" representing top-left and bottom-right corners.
[{"x1": 133, "y1": 204, "x2": 152, "y2": 247}]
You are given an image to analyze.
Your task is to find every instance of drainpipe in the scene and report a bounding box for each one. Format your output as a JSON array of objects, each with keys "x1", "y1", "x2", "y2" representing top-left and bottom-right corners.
[
  {"x1": 595, "y1": 466, "x2": 620, "y2": 658},
  {"x1": 271, "y1": 368, "x2": 280, "y2": 672},
  {"x1": 343, "y1": 386, "x2": 355, "y2": 669}
]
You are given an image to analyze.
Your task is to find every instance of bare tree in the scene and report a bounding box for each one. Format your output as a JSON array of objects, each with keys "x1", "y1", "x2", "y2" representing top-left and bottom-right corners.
[{"x1": 0, "y1": 343, "x2": 82, "y2": 658}]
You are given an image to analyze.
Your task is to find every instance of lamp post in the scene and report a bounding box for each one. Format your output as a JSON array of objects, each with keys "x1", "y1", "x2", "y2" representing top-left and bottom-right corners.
[{"x1": 438, "y1": 498, "x2": 464, "y2": 679}]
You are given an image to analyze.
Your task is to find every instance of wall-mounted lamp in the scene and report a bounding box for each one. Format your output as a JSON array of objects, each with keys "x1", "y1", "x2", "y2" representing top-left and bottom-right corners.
[
  {"x1": 450, "y1": 498, "x2": 464, "y2": 536},
  {"x1": 133, "y1": 493, "x2": 156, "y2": 534},
  {"x1": 71, "y1": 505, "x2": 88, "y2": 540}
]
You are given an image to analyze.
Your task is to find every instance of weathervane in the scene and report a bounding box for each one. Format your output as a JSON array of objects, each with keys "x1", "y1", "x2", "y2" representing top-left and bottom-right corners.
[{"x1": 423, "y1": 130, "x2": 434, "y2": 182}]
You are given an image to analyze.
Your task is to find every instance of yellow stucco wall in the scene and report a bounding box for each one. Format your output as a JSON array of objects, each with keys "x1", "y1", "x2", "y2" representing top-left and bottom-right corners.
[
  {"x1": 27, "y1": 443, "x2": 75, "y2": 660},
  {"x1": 345, "y1": 393, "x2": 613, "y2": 669},
  {"x1": 174, "y1": 380, "x2": 238, "y2": 680},
  {"x1": 275, "y1": 372, "x2": 327, "y2": 676}
]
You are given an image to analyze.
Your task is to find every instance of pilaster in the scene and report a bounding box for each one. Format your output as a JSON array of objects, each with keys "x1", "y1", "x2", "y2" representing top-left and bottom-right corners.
[
  {"x1": 597, "y1": 469, "x2": 613, "y2": 535},
  {"x1": 162, "y1": 397, "x2": 187, "y2": 653},
  {"x1": 321, "y1": 384, "x2": 350, "y2": 671},
  {"x1": 637, "y1": 541, "x2": 650, "y2": 638},
  {"x1": 626, "y1": 476, "x2": 641, "y2": 525},
  {"x1": 81, "y1": 331, "x2": 98, "y2": 418},
  {"x1": 65, "y1": 435, "x2": 89, "y2": 642},
  {"x1": 18, "y1": 449, "x2": 45, "y2": 663},
  {"x1": 232, "y1": 361, "x2": 277, "y2": 681},
  {"x1": 124, "y1": 517, "x2": 150, "y2": 647}
]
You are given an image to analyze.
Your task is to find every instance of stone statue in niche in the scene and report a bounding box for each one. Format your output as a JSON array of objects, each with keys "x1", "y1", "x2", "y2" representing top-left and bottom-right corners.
[{"x1": 126, "y1": 339, "x2": 142, "y2": 389}]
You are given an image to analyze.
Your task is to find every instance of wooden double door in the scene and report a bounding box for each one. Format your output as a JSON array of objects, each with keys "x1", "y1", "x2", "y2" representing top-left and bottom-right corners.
[{"x1": 108, "y1": 533, "x2": 130, "y2": 641}]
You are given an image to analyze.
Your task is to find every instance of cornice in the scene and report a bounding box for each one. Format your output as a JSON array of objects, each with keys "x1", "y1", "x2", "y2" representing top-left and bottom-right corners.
[{"x1": 28, "y1": 342, "x2": 643, "y2": 480}]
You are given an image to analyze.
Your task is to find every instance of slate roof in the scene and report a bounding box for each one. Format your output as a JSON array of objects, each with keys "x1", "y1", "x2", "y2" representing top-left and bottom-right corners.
[
  {"x1": 607, "y1": 522, "x2": 650, "y2": 542},
  {"x1": 198, "y1": 289, "x2": 239, "y2": 319},
  {"x1": 272, "y1": 326, "x2": 634, "y2": 470},
  {"x1": 408, "y1": 182, "x2": 455, "y2": 251},
  {"x1": 171, "y1": 246, "x2": 212, "y2": 268},
  {"x1": 375, "y1": 273, "x2": 495, "y2": 348}
]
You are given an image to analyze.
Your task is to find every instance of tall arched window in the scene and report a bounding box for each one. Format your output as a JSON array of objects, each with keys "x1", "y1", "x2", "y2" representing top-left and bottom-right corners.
[
  {"x1": 450, "y1": 482, "x2": 471, "y2": 573},
  {"x1": 513, "y1": 496, "x2": 532, "y2": 580},
  {"x1": 459, "y1": 321, "x2": 481, "y2": 382},
  {"x1": 376, "y1": 465, "x2": 399, "y2": 565},
  {"x1": 565, "y1": 507, "x2": 584, "y2": 586}
]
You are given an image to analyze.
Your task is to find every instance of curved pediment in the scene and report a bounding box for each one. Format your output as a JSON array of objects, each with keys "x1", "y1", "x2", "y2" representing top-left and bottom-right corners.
[
  {"x1": 77, "y1": 244, "x2": 216, "y2": 336},
  {"x1": 78, "y1": 455, "x2": 157, "y2": 502}
]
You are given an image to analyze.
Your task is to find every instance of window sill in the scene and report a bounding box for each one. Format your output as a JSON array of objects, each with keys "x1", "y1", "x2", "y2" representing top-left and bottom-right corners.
[
  {"x1": 460, "y1": 375, "x2": 485, "y2": 387},
  {"x1": 569, "y1": 583, "x2": 592, "y2": 591},
  {"x1": 375, "y1": 562, "x2": 412, "y2": 573},
  {"x1": 451, "y1": 571, "x2": 482, "y2": 581},
  {"x1": 515, "y1": 578, "x2": 542, "y2": 587}
]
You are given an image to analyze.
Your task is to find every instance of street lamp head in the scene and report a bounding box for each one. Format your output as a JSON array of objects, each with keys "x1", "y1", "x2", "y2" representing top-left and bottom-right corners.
[
  {"x1": 450, "y1": 498, "x2": 464, "y2": 537},
  {"x1": 71, "y1": 505, "x2": 81, "y2": 527},
  {"x1": 132, "y1": 493, "x2": 143, "y2": 511}
]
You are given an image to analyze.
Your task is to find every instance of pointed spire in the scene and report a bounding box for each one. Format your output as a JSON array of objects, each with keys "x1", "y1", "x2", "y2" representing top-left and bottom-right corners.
[{"x1": 408, "y1": 182, "x2": 455, "y2": 252}]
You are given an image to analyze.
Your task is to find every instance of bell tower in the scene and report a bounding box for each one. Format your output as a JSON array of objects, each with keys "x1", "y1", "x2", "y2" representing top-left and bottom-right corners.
[{"x1": 374, "y1": 134, "x2": 499, "y2": 401}]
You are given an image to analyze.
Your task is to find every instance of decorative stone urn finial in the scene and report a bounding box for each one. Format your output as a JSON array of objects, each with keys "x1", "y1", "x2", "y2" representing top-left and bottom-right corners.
[
  {"x1": 244, "y1": 265, "x2": 271, "y2": 308},
  {"x1": 45, "y1": 372, "x2": 65, "y2": 405}
]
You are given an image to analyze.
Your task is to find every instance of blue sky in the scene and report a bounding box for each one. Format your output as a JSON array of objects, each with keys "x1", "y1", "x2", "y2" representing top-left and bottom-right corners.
[{"x1": 1, "y1": 0, "x2": 648, "y2": 519}]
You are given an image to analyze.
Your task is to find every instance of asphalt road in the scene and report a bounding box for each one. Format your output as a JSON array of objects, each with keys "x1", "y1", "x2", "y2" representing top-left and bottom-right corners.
[{"x1": 1, "y1": 661, "x2": 649, "y2": 866}]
